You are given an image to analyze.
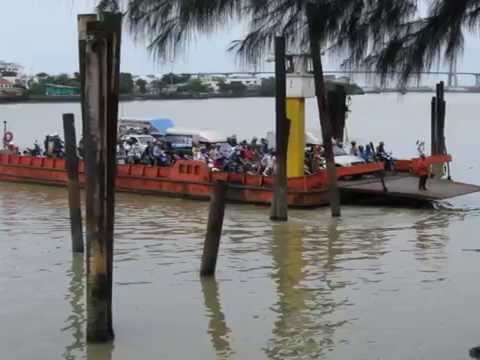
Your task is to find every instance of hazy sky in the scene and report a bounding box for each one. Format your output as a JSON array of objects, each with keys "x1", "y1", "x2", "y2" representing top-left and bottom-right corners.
[{"x1": 2, "y1": 0, "x2": 480, "y2": 76}]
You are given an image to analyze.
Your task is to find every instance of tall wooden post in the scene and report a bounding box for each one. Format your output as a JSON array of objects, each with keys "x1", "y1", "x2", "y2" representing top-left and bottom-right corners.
[
  {"x1": 307, "y1": 3, "x2": 341, "y2": 217},
  {"x1": 201, "y1": 181, "x2": 228, "y2": 276},
  {"x1": 270, "y1": 35, "x2": 289, "y2": 221},
  {"x1": 2, "y1": 121, "x2": 7, "y2": 149},
  {"x1": 430, "y1": 96, "x2": 437, "y2": 156},
  {"x1": 80, "y1": 12, "x2": 122, "y2": 343},
  {"x1": 63, "y1": 113, "x2": 84, "y2": 253},
  {"x1": 328, "y1": 85, "x2": 347, "y2": 142},
  {"x1": 432, "y1": 82, "x2": 446, "y2": 177},
  {"x1": 437, "y1": 81, "x2": 446, "y2": 155},
  {"x1": 78, "y1": 14, "x2": 97, "y2": 135}
]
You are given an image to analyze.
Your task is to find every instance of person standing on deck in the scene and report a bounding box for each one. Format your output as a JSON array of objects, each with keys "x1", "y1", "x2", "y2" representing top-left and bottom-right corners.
[
  {"x1": 416, "y1": 154, "x2": 430, "y2": 191},
  {"x1": 350, "y1": 141, "x2": 358, "y2": 156}
]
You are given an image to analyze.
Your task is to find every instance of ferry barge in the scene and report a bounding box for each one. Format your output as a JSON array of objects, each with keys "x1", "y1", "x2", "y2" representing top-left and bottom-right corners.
[{"x1": 0, "y1": 153, "x2": 469, "y2": 207}]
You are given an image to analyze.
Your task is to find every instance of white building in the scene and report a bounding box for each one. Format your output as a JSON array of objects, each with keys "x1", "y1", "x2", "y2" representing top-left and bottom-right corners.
[
  {"x1": 0, "y1": 61, "x2": 22, "y2": 75},
  {"x1": 224, "y1": 74, "x2": 262, "y2": 88},
  {"x1": 0, "y1": 61, "x2": 26, "y2": 88}
]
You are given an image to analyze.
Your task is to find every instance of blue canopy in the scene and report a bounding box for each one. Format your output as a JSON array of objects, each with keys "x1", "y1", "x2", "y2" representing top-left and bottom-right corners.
[{"x1": 149, "y1": 118, "x2": 175, "y2": 135}]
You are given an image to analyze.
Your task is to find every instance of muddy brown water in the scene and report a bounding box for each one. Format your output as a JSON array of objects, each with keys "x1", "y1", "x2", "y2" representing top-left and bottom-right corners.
[{"x1": 1, "y1": 94, "x2": 480, "y2": 359}]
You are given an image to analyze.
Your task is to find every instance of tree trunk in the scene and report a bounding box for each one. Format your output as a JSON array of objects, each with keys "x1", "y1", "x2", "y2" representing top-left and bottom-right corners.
[
  {"x1": 270, "y1": 35, "x2": 289, "y2": 221},
  {"x1": 306, "y1": 4, "x2": 341, "y2": 217}
]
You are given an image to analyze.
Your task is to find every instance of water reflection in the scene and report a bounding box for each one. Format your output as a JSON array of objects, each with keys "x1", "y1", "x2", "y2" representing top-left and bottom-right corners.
[
  {"x1": 86, "y1": 342, "x2": 114, "y2": 360},
  {"x1": 62, "y1": 255, "x2": 85, "y2": 360},
  {"x1": 201, "y1": 278, "x2": 233, "y2": 359},
  {"x1": 265, "y1": 222, "x2": 341, "y2": 359},
  {"x1": 413, "y1": 212, "x2": 450, "y2": 268}
]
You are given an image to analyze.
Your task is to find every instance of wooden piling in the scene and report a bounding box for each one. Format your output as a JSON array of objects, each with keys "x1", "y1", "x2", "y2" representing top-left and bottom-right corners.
[
  {"x1": 432, "y1": 82, "x2": 446, "y2": 177},
  {"x1": 80, "y1": 12, "x2": 122, "y2": 343},
  {"x1": 327, "y1": 85, "x2": 347, "y2": 142},
  {"x1": 201, "y1": 181, "x2": 228, "y2": 277},
  {"x1": 78, "y1": 14, "x2": 97, "y2": 134},
  {"x1": 2, "y1": 121, "x2": 7, "y2": 149},
  {"x1": 431, "y1": 96, "x2": 438, "y2": 155},
  {"x1": 306, "y1": 3, "x2": 341, "y2": 217},
  {"x1": 270, "y1": 36, "x2": 289, "y2": 221},
  {"x1": 63, "y1": 113, "x2": 84, "y2": 253}
]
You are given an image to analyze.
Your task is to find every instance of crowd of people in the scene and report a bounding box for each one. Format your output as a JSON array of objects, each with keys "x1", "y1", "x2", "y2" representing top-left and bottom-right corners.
[
  {"x1": 116, "y1": 135, "x2": 396, "y2": 175},
  {"x1": 19, "y1": 133, "x2": 396, "y2": 176},
  {"x1": 348, "y1": 141, "x2": 395, "y2": 170},
  {"x1": 117, "y1": 136, "x2": 277, "y2": 176},
  {"x1": 22, "y1": 134, "x2": 64, "y2": 158}
]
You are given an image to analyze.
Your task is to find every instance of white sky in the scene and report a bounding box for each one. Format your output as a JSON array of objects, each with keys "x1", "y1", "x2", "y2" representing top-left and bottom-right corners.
[{"x1": 1, "y1": 0, "x2": 480, "y2": 76}]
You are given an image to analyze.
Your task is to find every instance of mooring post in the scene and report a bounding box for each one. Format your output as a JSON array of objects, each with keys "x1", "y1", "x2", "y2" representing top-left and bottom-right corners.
[
  {"x1": 2, "y1": 121, "x2": 6, "y2": 149},
  {"x1": 201, "y1": 181, "x2": 228, "y2": 277},
  {"x1": 431, "y1": 96, "x2": 437, "y2": 156},
  {"x1": 432, "y1": 82, "x2": 445, "y2": 178},
  {"x1": 78, "y1": 14, "x2": 97, "y2": 134},
  {"x1": 328, "y1": 85, "x2": 347, "y2": 142},
  {"x1": 80, "y1": 12, "x2": 122, "y2": 343},
  {"x1": 307, "y1": 3, "x2": 341, "y2": 217},
  {"x1": 63, "y1": 113, "x2": 84, "y2": 254},
  {"x1": 270, "y1": 35, "x2": 289, "y2": 221}
]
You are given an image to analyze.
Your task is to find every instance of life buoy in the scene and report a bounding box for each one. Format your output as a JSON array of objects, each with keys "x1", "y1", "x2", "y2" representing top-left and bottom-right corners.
[{"x1": 3, "y1": 131, "x2": 13, "y2": 143}]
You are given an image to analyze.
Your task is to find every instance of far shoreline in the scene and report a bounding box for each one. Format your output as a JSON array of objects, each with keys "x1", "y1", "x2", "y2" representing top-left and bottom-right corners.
[
  {"x1": 0, "y1": 93, "x2": 276, "y2": 105},
  {"x1": 3, "y1": 88, "x2": 480, "y2": 105}
]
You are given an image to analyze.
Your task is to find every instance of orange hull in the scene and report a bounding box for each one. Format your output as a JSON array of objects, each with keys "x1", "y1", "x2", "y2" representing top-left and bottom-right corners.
[
  {"x1": 395, "y1": 154, "x2": 452, "y2": 172},
  {"x1": 0, "y1": 154, "x2": 385, "y2": 207}
]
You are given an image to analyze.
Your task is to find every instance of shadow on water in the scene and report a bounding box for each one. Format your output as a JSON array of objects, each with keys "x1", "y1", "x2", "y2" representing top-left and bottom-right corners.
[
  {"x1": 265, "y1": 220, "x2": 350, "y2": 359},
  {"x1": 201, "y1": 277, "x2": 234, "y2": 359}
]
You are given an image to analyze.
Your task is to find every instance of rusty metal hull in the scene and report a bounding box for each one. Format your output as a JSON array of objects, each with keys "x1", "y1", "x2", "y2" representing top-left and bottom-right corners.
[{"x1": 0, "y1": 154, "x2": 385, "y2": 207}]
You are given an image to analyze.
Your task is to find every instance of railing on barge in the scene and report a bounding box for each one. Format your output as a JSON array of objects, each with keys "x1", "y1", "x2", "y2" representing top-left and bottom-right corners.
[{"x1": 0, "y1": 153, "x2": 387, "y2": 191}]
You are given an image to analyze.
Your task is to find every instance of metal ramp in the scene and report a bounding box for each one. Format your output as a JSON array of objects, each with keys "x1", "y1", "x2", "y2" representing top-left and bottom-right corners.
[{"x1": 339, "y1": 174, "x2": 480, "y2": 203}]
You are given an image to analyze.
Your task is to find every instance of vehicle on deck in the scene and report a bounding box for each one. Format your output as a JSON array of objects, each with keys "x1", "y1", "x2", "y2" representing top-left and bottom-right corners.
[
  {"x1": 333, "y1": 145, "x2": 366, "y2": 167},
  {"x1": 164, "y1": 128, "x2": 227, "y2": 155},
  {"x1": 305, "y1": 132, "x2": 366, "y2": 167},
  {"x1": 120, "y1": 134, "x2": 156, "y2": 152}
]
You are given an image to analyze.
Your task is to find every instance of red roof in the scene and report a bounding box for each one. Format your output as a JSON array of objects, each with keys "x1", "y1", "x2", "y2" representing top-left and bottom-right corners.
[{"x1": 0, "y1": 78, "x2": 12, "y2": 85}]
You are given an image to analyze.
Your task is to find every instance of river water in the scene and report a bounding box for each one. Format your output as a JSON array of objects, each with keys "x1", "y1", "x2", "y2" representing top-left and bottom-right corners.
[{"x1": 1, "y1": 94, "x2": 480, "y2": 359}]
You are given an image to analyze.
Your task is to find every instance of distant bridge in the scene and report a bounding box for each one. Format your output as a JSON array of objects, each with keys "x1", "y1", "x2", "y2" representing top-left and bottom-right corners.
[{"x1": 190, "y1": 69, "x2": 480, "y2": 88}]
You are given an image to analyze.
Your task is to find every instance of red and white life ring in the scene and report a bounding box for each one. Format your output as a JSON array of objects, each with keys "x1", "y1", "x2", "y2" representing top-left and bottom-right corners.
[{"x1": 3, "y1": 131, "x2": 13, "y2": 143}]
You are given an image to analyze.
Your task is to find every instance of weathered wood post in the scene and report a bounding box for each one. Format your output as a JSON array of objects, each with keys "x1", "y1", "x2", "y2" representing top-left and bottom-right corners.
[
  {"x1": 200, "y1": 181, "x2": 228, "y2": 276},
  {"x1": 2, "y1": 121, "x2": 7, "y2": 149},
  {"x1": 432, "y1": 82, "x2": 446, "y2": 177},
  {"x1": 270, "y1": 35, "x2": 289, "y2": 221},
  {"x1": 327, "y1": 84, "x2": 347, "y2": 142},
  {"x1": 63, "y1": 113, "x2": 84, "y2": 253},
  {"x1": 78, "y1": 14, "x2": 97, "y2": 133},
  {"x1": 431, "y1": 96, "x2": 438, "y2": 156},
  {"x1": 80, "y1": 12, "x2": 122, "y2": 342},
  {"x1": 201, "y1": 181, "x2": 228, "y2": 276},
  {"x1": 306, "y1": 3, "x2": 341, "y2": 217}
]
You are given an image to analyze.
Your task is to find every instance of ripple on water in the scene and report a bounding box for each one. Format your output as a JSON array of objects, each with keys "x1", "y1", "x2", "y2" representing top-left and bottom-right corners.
[{"x1": 2, "y1": 180, "x2": 480, "y2": 360}]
